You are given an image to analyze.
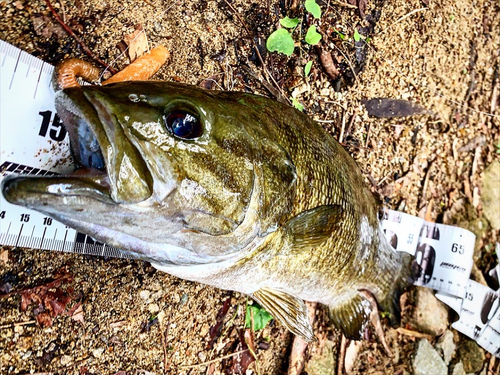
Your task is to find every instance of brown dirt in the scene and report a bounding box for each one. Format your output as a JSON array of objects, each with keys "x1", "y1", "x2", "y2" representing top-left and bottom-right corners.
[{"x1": 0, "y1": 0, "x2": 499, "y2": 374}]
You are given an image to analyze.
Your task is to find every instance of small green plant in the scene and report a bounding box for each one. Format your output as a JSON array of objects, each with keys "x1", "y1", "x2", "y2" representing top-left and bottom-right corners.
[
  {"x1": 334, "y1": 28, "x2": 346, "y2": 40},
  {"x1": 495, "y1": 142, "x2": 500, "y2": 154},
  {"x1": 380, "y1": 311, "x2": 392, "y2": 319},
  {"x1": 305, "y1": 25, "x2": 322, "y2": 45},
  {"x1": 305, "y1": 0, "x2": 322, "y2": 18},
  {"x1": 266, "y1": 0, "x2": 323, "y2": 57},
  {"x1": 291, "y1": 97, "x2": 304, "y2": 111},
  {"x1": 245, "y1": 303, "x2": 274, "y2": 330},
  {"x1": 280, "y1": 16, "x2": 300, "y2": 28},
  {"x1": 266, "y1": 28, "x2": 295, "y2": 56},
  {"x1": 304, "y1": 60, "x2": 313, "y2": 76},
  {"x1": 353, "y1": 29, "x2": 362, "y2": 42}
]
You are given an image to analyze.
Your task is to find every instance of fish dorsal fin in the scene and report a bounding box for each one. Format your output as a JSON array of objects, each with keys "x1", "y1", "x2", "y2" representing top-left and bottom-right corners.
[
  {"x1": 284, "y1": 205, "x2": 345, "y2": 249},
  {"x1": 252, "y1": 287, "x2": 315, "y2": 342}
]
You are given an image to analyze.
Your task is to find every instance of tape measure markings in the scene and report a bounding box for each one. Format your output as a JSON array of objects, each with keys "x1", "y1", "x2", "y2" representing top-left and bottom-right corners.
[
  {"x1": 444, "y1": 280, "x2": 500, "y2": 356},
  {"x1": 1, "y1": 160, "x2": 131, "y2": 259}
]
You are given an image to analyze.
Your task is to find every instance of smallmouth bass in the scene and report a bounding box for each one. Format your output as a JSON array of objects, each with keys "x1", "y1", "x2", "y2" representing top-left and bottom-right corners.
[{"x1": 2, "y1": 81, "x2": 411, "y2": 340}]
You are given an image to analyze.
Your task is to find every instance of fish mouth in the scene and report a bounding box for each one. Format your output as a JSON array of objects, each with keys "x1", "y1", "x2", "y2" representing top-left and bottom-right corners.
[{"x1": 2, "y1": 86, "x2": 153, "y2": 208}]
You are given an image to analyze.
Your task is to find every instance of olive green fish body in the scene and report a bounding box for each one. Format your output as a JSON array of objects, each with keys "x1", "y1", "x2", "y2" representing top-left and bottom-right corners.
[{"x1": 2, "y1": 81, "x2": 410, "y2": 340}]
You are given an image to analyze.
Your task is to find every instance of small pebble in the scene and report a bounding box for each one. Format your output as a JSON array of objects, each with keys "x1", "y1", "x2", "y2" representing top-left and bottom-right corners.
[
  {"x1": 60, "y1": 354, "x2": 72, "y2": 365},
  {"x1": 139, "y1": 290, "x2": 151, "y2": 301},
  {"x1": 436, "y1": 330, "x2": 455, "y2": 365},
  {"x1": 92, "y1": 347, "x2": 105, "y2": 359},
  {"x1": 148, "y1": 303, "x2": 159, "y2": 314},
  {"x1": 21, "y1": 350, "x2": 31, "y2": 360},
  {"x1": 180, "y1": 293, "x2": 189, "y2": 305}
]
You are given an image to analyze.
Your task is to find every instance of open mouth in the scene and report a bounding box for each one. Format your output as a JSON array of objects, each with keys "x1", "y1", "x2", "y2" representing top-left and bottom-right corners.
[
  {"x1": 55, "y1": 89, "x2": 107, "y2": 174},
  {"x1": 53, "y1": 87, "x2": 153, "y2": 204},
  {"x1": 1, "y1": 87, "x2": 153, "y2": 208}
]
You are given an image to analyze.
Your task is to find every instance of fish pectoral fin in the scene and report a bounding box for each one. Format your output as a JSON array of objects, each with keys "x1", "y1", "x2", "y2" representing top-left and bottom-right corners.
[
  {"x1": 252, "y1": 287, "x2": 316, "y2": 342},
  {"x1": 328, "y1": 292, "x2": 371, "y2": 340},
  {"x1": 284, "y1": 204, "x2": 345, "y2": 250}
]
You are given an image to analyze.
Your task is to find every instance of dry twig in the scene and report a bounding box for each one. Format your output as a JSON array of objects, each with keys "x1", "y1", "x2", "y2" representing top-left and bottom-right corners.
[
  {"x1": 378, "y1": 8, "x2": 428, "y2": 35},
  {"x1": 0, "y1": 320, "x2": 37, "y2": 330},
  {"x1": 44, "y1": 0, "x2": 117, "y2": 74},
  {"x1": 396, "y1": 327, "x2": 432, "y2": 340}
]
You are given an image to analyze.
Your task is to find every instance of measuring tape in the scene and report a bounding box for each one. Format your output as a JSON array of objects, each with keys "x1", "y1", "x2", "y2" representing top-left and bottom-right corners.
[
  {"x1": 382, "y1": 210, "x2": 500, "y2": 357},
  {"x1": 0, "y1": 40, "x2": 130, "y2": 259},
  {"x1": 0, "y1": 40, "x2": 498, "y2": 356}
]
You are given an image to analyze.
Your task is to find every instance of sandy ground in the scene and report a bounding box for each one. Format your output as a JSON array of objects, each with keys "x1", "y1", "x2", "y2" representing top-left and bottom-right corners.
[{"x1": 0, "y1": 0, "x2": 499, "y2": 374}]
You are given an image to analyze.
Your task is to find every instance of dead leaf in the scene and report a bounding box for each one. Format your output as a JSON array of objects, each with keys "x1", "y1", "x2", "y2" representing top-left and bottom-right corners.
[
  {"x1": 347, "y1": 0, "x2": 366, "y2": 18},
  {"x1": 229, "y1": 334, "x2": 255, "y2": 374},
  {"x1": 17, "y1": 269, "x2": 74, "y2": 327},
  {"x1": 208, "y1": 295, "x2": 232, "y2": 349},
  {"x1": 31, "y1": 14, "x2": 66, "y2": 39},
  {"x1": 68, "y1": 302, "x2": 85, "y2": 325},
  {"x1": 199, "y1": 75, "x2": 219, "y2": 90},
  {"x1": 122, "y1": 24, "x2": 149, "y2": 62},
  {"x1": 243, "y1": 329, "x2": 255, "y2": 353},
  {"x1": 317, "y1": 46, "x2": 340, "y2": 80},
  {"x1": 357, "y1": 0, "x2": 367, "y2": 18},
  {"x1": 110, "y1": 320, "x2": 127, "y2": 329},
  {"x1": 362, "y1": 98, "x2": 433, "y2": 118}
]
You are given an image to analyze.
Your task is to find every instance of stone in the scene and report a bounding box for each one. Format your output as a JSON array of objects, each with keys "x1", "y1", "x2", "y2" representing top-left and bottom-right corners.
[
  {"x1": 436, "y1": 330, "x2": 456, "y2": 365},
  {"x1": 92, "y1": 347, "x2": 105, "y2": 359},
  {"x1": 139, "y1": 290, "x2": 150, "y2": 301},
  {"x1": 304, "y1": 339, "x2": 336, "y2": 375},
  {"x1": 457, "y1": 340, "x2": 485, "y2": 373},
  {"x1": 481, "y1": 161, "x2": 500, "y2": 230},
  {"x1": 407, "y1": 287, "x2": 449, "y2": 336},
  {"x1": 451, "y1": 361, "x2": 466, "y2": 375},
  {"x1": 60, "y1": 354, "x2": 72, "y2": 366},
  {"x1": 148, "y1": 303, "x2": 159, "y2": 314},
  {"x1": 413, "y1": 339, "x2": 447, "y2": 375}
]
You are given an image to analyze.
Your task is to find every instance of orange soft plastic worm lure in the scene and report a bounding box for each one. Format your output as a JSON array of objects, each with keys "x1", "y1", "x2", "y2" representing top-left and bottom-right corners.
[{"x1": 56, "y1": 45, "x2": 169, "y2": 89}]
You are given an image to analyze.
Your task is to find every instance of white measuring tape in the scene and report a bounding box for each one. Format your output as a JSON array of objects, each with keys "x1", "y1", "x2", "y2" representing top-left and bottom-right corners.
[
  {"x1": 382, "y1": 206, "x2": 500, "y2": 357},
  {"x1": 0, "y1": 40, "x2": 498, "y2": 356},
  {"x1": 0, "y1": 40, "x2": 130, "y2": 259}
]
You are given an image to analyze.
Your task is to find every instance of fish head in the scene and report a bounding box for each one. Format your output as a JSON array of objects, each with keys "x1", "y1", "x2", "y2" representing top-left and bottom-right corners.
[{"x1": 2, "y1": 81, "x2": 283, "y2": 264}]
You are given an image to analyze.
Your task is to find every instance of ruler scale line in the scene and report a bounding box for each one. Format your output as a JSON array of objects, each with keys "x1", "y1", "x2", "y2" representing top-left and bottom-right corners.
[
  {"x1": 34, "y1": 61, "x2": 45, "y2": 99},
  {"x1": 61, "y1": 229, "x2": 69, "y2": 252},
  {"x1": 14, "y1": 224, "x2": 24, "y2": 248},
  {"x1": 28, "y1": 226, "x2": 36, "y2": 248},
  {"x1": 39, "y1": 227, "x2": 47, "y2": 249},
  {"x1": 8, "y1": 49, "x2": 22, "y2": 90},
  {"x1": 0, "y1": 222, "x2": 12, "y2": 244}
]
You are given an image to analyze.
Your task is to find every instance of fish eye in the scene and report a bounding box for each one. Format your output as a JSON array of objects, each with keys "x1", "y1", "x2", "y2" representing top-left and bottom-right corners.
[{"x1": 163, "y1": 110, "x2": 202, "y2": 139}]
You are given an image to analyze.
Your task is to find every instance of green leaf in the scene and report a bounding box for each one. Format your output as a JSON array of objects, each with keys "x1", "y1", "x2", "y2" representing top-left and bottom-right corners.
[
  {"x1": 353, "y1": 29, "x2": 362, "y2": 42},
  {"x1": 305, "y1": 25, "x2": 322, "y2": 45},
  {"x1": 304, "y1": 61, "x2": 313, "y2": 76},
  {"x1": 291, "y1": 97, "x2": 304, "y2": 111},
  {"x1": 245, "y1": 304, "x2": 274, "y2": 330},
  {"x1": 280, "y1": 16, "x2": 300, "y2": 28},
  {"x1": 266, "y1": 29, "x2": 295, "y2": 56},
  {"x1": 334, "y1": 29, "x2": 346, "y2": 40},
  {"x1": 305, "y1": 0, "x2": 321, "y2": 18}
]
